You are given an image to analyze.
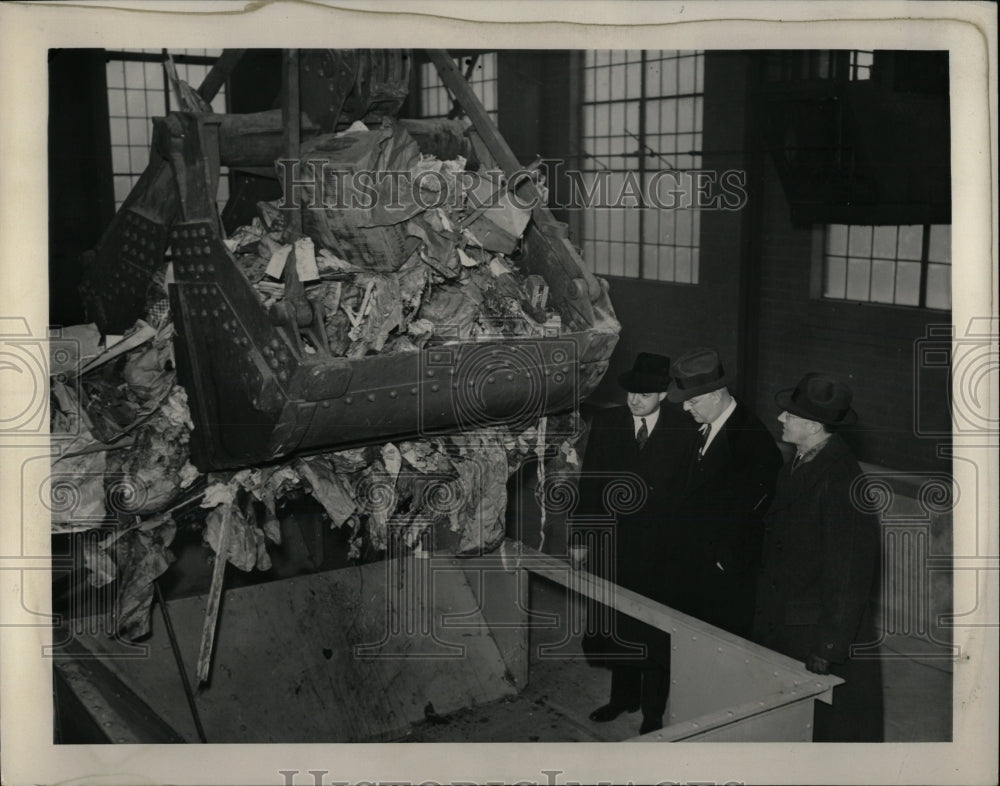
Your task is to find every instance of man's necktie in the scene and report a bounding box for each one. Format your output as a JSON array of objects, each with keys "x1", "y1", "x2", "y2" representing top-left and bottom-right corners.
[
  {"x1": 636, "y1": 417, "x2": 648, "y2": 450},
  {"x1": 697, "y1": 423, "x2": 712, "y2": 460}
]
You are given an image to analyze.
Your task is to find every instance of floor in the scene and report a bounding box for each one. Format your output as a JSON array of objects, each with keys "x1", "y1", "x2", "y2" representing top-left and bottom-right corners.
[{"x1": 407, "y1": 574, "x2": 953, "y2": 743}]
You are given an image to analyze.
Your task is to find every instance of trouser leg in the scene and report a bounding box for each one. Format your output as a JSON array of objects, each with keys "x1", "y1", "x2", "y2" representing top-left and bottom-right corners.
[
  {"x1": 609, "y1": 666, "x2": 642, "y2": 708},
  {"x1": 639, "y1": 665, "x2": 669, "y2": 723}
]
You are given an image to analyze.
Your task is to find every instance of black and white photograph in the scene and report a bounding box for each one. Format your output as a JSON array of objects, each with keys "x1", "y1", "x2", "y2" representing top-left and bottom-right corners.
[{"x1": 1, "y1": 1, "x2": 996, "y2": 785}]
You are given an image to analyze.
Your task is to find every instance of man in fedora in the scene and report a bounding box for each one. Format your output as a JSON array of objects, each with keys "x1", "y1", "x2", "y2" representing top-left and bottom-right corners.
[
  {"x1": 663, "y1": 347, "x2": 782, "y2": 638},
  {"x1": 570, "y1": 351, "x2": 696, "y2": 736},
  {"x1": 752, "y1": 373, "x2": 883, "y2": 742}
]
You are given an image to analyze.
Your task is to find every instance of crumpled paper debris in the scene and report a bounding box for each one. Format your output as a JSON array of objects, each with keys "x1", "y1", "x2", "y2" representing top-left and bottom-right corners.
[
  {"x1": 295, "y1": 456, "x2": 357, "y2": 529},
  {"x1": 112, "y1": 519, "x2": 177, "y2": 640},
  {"x1": 203, "y1": 500, "x2": 273, "y2": 573}
]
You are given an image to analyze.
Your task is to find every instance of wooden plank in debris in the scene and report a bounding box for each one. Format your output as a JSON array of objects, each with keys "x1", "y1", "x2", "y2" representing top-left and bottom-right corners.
[{"x1": 196, "y1": 506, "x2": 231, "y2": 684}]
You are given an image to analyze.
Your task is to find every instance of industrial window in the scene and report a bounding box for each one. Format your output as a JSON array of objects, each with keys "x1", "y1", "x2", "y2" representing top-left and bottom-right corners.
[
  {"x1": 848, "y1": 50, "x2": 874, "y2": 81},
  {"x1": 420, "y1": 52, "x2": 498, "y2": 121},
  {"x1": 579, "y1": 50, "x2": 704, "y2": 282},
  {"x1": 106, "y1": 49, "x2": 229, "y2": 211},
  {"x1": 822, "y1": 224, "x2": 951, "y2": 309}
]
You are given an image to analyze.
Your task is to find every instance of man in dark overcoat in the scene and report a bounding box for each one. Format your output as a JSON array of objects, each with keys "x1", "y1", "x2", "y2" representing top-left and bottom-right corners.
[
  {"x1": 571, "y1": 352, "x2": 696, "y2": 736},
  {"x1": 663, "y1": 347, "x2": 783, "y2": 638},
  {"x1": 752, "y1": 372, "x2": 883, "y2": 742}
]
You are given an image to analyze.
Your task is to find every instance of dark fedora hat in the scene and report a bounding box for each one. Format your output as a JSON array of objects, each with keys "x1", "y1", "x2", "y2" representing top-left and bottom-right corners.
[
  {"x1": 617, "y1": 352, "x2": 672, "y2": 393},
  {"x1": 666, "y1": 347, "x2": 729, "y2": 403},
  {"x1": 775, "y1": 372, "x2": 858, "y2": 426}
]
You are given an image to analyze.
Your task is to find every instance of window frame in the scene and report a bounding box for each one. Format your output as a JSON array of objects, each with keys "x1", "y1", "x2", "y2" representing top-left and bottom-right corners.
[
  {"x1": 105, "y1": 49, "x2": 230, "y2": 212},
  {"x1": 811, "y1": 223, "x2": 952, "y2": 311},
  {"x1": 576, "y1": 50, "x2": 706, "y2": 285}
]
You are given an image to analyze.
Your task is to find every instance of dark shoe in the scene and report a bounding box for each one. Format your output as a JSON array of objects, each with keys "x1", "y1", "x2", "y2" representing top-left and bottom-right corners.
[
  {"x1": 589, "y1": 702, "x2": 640, "y2": 723},
  {"x1": 639, "y1": 717, "x2": 663, "y2": 735}
]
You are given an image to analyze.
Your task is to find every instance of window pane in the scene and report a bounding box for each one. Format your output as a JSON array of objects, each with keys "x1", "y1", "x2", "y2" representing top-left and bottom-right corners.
[
  {"x1": 594, "y1": 241, "x2": 609, "y2": 275},
  {"x1": 894, "y1": 261, "x2": 922, "y2": 305},
  {"x1": 625, "y1": 62, "x2": 642, "y2": 100},
  {"x1": 661, "y1": 58, "x2": 677, "y2": 94},
  {"x1": 645, "y1": 59, "x2": 661, "y2": 94},
  {"x1": 608, "y1": 209, "x2": 624, "y2": 242},
  {"x1": 642, "y1": 244, "x2": 659, "y2": 280},
  {"x1": 659, "y1": 246, "x2": 675, "y2": 281},
  {"x1": 125, "y1": 89, "x2": 147, "y2": 116},
  {"x1": 870, "y1": 258, "x2": 896, "y2": 303},
  {"x1": 825, "y1": 256, "x2": 847, "y2": 298},
  {"x1": 846, "y1": 258, "x2": 871, "y2": 300},
  {"x1": 872, "y1": 225, "x2": 897, "y2": 259},
  {"x1": 143, "y1": 61, "x2": 161, "y2": 86},
  {"x1": 124, "y1": 60, "x2": 144, "y2": 88},
  {"x1": 106, "y1": 61, "x2": 125, "y2": 88},
  {"x1": 827, "y1": 224, "x2": 848, "y2": 256},
  {"x1": 678, "y1": 56, "x2": 696, "y2": 92},
  {"x1": 925, "y1": 263, "x2": 951, "y2": 309},
  {"x1": 610, "y1": 64, "x2": 626, "y2": 98},
  {"x1": 109, "y1": 118, "x2": 128, "y2": 146},
  {"x1": 624, "y1": 243, "x2": 640, "y2": 277},
  {"x1": 128, "y1": 118, "x2": 149, "y2": 147},
  {"x1": 675, "y1": 210, "x2": 692, "y2": 246},
  {"x1": 928, "y1": 224, "x2": 951, "y2": 263},
  {"x1": 677, "y1": 97, "x2": 695, "y2": 132},
  {"x1": 108, "y1": 89, "x2": 126, "y2": 117},
  {"x1": 675, "y1": 247, "x2": 692, "y2": 283},
  {"x1": 111, "y1": 146, "x2": 130, "y2": 173},
  {"x1": 654, "y1": 210, "x2": 673, "y2": 244},
  {"x1": 897, "y1": 225, "x2": 923, "y2": 260},
  {"x1": 129, "y1": 147, "x2": 148, "y2": 173},
  {"x1": 623, "y1": 206, "x2": 640, "y2": 239},
  {"x1": 847, "y1": 225, "x2": 873, "y2": 257}
]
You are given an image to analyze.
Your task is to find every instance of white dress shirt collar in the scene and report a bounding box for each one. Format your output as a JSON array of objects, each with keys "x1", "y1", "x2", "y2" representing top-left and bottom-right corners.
[
  {"x1": 702, "y1": 398, "x2": 737, "y2": 452},
  {"x1": 633, "y1": 407, "x2": 660, "y2": 437}
]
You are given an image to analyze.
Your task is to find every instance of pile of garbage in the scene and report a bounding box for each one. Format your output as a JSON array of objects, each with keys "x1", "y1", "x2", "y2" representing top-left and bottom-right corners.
[
  {"x1": 223, "y1": 120, "x2": 559, "y2": 359},
  {"x1": 51, "y1": 121, "x2": 588, "y2": 641}
]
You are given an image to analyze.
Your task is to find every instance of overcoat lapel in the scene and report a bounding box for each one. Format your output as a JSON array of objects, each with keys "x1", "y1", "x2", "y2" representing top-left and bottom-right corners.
[
  {"x1": 684, "y1": 405, "x2": 738, "y2": 493},
  {"x1": 767, "y1": 437, "x2": 847, "y2": 515}
]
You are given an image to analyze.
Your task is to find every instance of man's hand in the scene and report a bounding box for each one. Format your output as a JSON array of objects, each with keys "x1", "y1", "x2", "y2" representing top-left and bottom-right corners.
[
  {"x1": 569, "y1": 545, "x2": 588, "y2": 569},
  {"x1": 805, "y1": 654, "x2": 831, "y2": 674}
]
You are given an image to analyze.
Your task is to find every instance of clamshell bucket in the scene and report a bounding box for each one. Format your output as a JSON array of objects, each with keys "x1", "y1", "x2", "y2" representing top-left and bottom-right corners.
[{"x1": 80, "y1": 50, "x2": 620, "y2": 471}]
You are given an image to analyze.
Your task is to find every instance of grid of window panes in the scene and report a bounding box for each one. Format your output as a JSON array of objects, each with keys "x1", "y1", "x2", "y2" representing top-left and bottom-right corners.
[
  {"x1": 579, "y1": 51, "x2": 704, "y2": 282},
  {"x1": 420, "y1": 53, "x2": 498, "y2": 121},
  {"x1": 824, "y1": 224, "x2": 951, "y2": 309},
  {"x1": 106, "y1": 49, "x2": 229, "y2": 211}
]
